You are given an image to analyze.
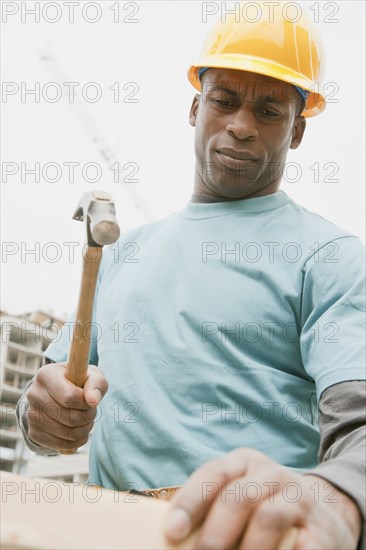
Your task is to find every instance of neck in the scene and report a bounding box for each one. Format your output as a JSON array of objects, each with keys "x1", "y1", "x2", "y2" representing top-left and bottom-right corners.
[
  {"x1": 191, "y1": 169, "x2": 282, "y2": 203},
  {"x1": 190, "y1": 185, "x2": 281, "y2": 204}
]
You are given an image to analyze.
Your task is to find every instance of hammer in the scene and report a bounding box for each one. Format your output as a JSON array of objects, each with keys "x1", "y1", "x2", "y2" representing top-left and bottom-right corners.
[{"x1": 61, "y1": 190, "x2": 120, "y2": 455}]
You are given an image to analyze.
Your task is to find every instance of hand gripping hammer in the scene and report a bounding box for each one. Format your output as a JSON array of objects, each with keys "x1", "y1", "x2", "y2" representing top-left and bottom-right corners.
[{"x1": 61, "y1": 190, "x2": 120, "y2": 454}]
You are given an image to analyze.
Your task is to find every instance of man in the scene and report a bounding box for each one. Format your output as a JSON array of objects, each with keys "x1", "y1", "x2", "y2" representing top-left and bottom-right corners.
[{"x1": 17, "y1": 4, "x2": 365, "y2": 549}]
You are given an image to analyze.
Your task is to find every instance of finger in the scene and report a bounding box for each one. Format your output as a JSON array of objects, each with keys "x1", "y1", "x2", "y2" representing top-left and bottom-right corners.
[
  {"x1": 294, "y1": 529, "x2": 330, "y2": 550},
  {"x1": 165, "y1": 448, "x2": 272, "y2": 541},
  {"x1": 277, "y1": 527, "x2": 300, "y2": 550},
  {"x1": 50, "y1": 404, "x2": 97, "y2": 428},
  {"x1": 28, "y1": 423, "x2": 90, "y2": 451},
  {"x1": 41, "y1": 419, "x2": 94, "y2": 443},
  {"x1": 194, "y1": 466, "x2": 283, "y2": 549},
  {"x1": 194, "y1": 464, "x2": 306, "y2": 550},
  {"x1": 238, "y1": 500, "x2": 302, "y2": 550},
  {"x1": 37, "y1": 364, "x2": 88, "y2": 410},
  {"x1": 83, "y1": 366, "x2": 109, "y2": 407},
  {"x1": 41, "y1": 397, "x2": 97, "y2": 427},
  {"x1": 27, "y1": 389, "x2": 96, "y2": 428},
  {"x1": 27, "y1": 404, "x2": 94, "y2": 440},
  {"x1": 239, "y1": 480, "x2": 311, "y2": 550}
]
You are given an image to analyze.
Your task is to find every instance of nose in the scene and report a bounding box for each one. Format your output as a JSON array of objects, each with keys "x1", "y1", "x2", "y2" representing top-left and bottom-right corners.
[{"x1": 226, "y1": 106, "x2": 259, "y2": 141}]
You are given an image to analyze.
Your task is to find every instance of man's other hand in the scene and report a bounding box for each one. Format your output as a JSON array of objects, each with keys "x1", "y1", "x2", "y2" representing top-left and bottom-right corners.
[{"x1": 165, "y1": 448, "x2": 362, "y2": 549}]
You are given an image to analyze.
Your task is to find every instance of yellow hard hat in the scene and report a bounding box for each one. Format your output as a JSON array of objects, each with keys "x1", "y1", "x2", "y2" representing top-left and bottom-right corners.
[{"x1": 187, "y1": 2, "x2": 326, "y2": 117}]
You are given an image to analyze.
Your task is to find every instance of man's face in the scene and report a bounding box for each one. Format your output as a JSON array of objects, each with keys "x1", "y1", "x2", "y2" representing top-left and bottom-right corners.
[{"x1": 189, "y1": 69, "x2": 306, "y2": 200}]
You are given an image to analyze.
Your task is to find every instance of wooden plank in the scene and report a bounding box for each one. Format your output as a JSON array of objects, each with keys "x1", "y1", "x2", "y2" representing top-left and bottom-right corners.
[
  {"x1": 0, "y1": 472, "x2": 197, "y2": 550},
  {"x1": 1, "y1": 473, "x2": 298, "y2": 549}
]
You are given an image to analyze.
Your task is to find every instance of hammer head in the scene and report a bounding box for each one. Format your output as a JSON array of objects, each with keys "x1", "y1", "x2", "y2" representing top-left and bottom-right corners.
[{"x1": 73, "y1": 190, "x2": 120, "y2": 246}]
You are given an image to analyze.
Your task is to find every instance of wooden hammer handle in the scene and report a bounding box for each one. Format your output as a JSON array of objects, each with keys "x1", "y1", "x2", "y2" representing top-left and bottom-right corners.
[{"x1": 60, "y1": 246, "x2": 102, "y2": 455}]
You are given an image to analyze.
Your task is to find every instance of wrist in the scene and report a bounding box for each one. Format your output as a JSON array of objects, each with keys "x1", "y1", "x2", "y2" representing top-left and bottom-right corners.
[{"x1": 305, "y1": 474, "x2": 362, "y2": 542}]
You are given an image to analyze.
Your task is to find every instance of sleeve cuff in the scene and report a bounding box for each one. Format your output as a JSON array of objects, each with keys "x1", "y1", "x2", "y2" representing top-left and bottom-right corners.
[{"x1": 15, "y1": 379, "x2": 59, "y2": 456}]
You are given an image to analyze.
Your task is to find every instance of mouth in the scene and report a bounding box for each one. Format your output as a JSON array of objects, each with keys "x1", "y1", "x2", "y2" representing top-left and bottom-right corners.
[{"x1": 216, "y1": 149, "x2": 258, "y2": 170}]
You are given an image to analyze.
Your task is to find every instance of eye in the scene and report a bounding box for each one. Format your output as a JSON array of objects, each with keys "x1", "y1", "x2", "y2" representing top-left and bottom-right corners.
[
  {"x1": 258, "y1": 108, "x2": 281, "y2": 117},
  {"x1": 213, "y1": 99, "x2": 235, "y2": 107}
]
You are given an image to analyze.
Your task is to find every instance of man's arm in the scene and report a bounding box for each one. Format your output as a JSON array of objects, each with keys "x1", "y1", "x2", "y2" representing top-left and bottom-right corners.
[
  {"x1": 164, "y1": 380, "x2": 365, "y2": 549},
  {"x1": 307, "y1": 380, "x2": 366, "y2": 549}
]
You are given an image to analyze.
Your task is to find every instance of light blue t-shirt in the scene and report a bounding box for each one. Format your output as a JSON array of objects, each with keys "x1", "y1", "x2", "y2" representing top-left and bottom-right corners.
[{"x1": 46, "y1": 191, "x2": 365, "y2": 491}]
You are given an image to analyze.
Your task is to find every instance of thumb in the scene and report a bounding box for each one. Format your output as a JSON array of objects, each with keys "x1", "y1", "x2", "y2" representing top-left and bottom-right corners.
[{"x1": 83, "y1": 366, "x2": 108, "y2": 407}]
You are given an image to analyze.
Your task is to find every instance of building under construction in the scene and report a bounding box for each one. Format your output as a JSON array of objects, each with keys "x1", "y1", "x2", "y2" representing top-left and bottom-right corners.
[{"x1": 0, "y1": 310, "x2": 88, "y2": 482}]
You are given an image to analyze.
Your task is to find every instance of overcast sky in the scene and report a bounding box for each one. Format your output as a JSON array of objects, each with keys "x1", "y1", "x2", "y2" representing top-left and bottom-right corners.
[{"x1": 1, "y1": 1, "x2": 365, "y2": 319}]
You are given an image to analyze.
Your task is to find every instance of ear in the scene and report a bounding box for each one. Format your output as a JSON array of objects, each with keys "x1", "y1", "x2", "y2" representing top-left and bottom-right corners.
[
  {"x1": 290, "y1": 116, "x2": 306, "y2": 149},
  {"x1": 189, "y1": 94, "x2": 200, "y2": 127}
]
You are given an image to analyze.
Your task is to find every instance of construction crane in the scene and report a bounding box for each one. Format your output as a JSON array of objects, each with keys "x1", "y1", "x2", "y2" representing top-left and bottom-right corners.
[{"x1": 39, "y1": 46, "x2": 154, "y2": 223}]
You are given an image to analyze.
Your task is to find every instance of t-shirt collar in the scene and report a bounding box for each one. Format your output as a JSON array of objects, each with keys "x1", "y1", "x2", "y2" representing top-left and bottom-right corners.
[{"x1": 183, "y1": 190, "x2": 290, "y2": 219}]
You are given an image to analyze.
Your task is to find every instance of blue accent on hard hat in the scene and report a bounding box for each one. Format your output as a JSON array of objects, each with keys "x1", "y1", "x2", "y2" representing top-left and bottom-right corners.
[
  {"x1": 198, "y1": 67, "x2": 310, "y2": 102},
  {"x1": 198, "y1": 67, "x2": 210, "y2": 79},
  {"x1": 293, "y1": 86, "x2": 310, "y2": 101}
]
